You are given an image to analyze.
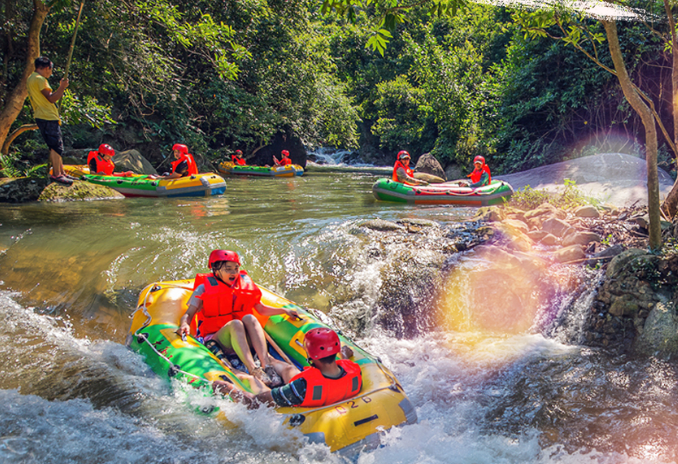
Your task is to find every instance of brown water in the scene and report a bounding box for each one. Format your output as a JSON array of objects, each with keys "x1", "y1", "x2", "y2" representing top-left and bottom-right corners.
[{"x1": 0, "y1": 170, "x2": 676, "y2": 463}]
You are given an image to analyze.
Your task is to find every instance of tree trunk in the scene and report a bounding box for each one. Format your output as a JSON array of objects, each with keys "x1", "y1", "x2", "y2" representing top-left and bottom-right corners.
[
  {"x1": 0, "y1": 0, "x2": 50, "y2": 159},
  {"x1": 604, "y1": 20, "x2": 662, "y2": 250},
  {"x1": 661, "y1": 0, "x2": 678, "y2": 218}
]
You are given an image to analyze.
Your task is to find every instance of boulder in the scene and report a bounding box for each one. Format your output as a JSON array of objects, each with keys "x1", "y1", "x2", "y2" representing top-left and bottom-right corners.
[
  {"x1": 524, "y1": 203, "x2": 567, "y2": 220},
  {"x1": 562, "y1": 231, "x2": 602, "y2": 247},
  {"x1": 114, "y1": 150, "x2": 158, "y2": 175},
  {"x1": 38, "y1": 180, "x2": 124, "y2": 202},
  {"x1": 542, "y1": 217, "x2": 572, "y2": 238},
  {"x1": 445, "y1": 164, "x2": 464, "y2": 182},
  {"x1": 248, "y1": 132, "x2": 307, "y2": 168},
  {"x1": 474, "y1": 206, "x2": 506, "y2": 222},
  {"x1": 574, "y1": 205, "x2": 600, "y2": 218},
  {"x1": 0, "y1": 177, "x2": 49, "y2": 203},
  {"x1": 414, "y1": 153, "x2": 447, "y2": 181},
  {"x1": 540, "y1": 234, "x2": 559, "y2": 246},
  {"x1": 527, "y1": 230, "x2": 549, "y2": 242},
  {"x1": 503, "y1": 218, "x2": 530, "y2": 234},
  {"x1": 552, "y1": 245, "x2": 585, "y2": 263}
]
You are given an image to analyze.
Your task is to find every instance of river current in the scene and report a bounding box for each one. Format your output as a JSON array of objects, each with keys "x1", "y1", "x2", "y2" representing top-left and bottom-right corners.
[{"x1": 0, "y1": 168, "x2": 677, "y2": 463}]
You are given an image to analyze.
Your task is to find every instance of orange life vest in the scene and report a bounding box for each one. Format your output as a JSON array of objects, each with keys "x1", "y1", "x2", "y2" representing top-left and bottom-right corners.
[
  {"x1": 231, "y1": 155, "x2": 246, "y2": 165},
  {"x1": 392, "y1": 160, "x2": 416, "y2": 185},
  {"x1": 467, "y1": 164, "x2": 491, "y2": 185},
  {"x1": 289, "y1": 359, "x2": 363, "y2": 407},
  {"x1": 171, "y1": 154, "x2": 198, "y2": 176},
  {"x1": 87, "y1": 151, "x2": 115, "y2": 176},
  {"x1": 190, "y1": 271, "x2": 262, "y2": 336}
]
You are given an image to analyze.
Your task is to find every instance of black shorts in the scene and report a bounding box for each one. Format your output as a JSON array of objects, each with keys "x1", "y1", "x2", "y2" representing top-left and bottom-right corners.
[{"x1": 35, "y1": 118, "x2": 64, "y2": 156}]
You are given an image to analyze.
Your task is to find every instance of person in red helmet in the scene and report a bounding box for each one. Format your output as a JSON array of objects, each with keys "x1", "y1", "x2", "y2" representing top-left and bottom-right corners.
[
  {"x1": 155, "y1": 143, "x2": 198, "y2": 179},
  {"x1": 178, "y1": 250, "x2": 301, "y2": 386},
  {"x1": 213, "y1": 327, "x2": 362, "y2": 408},
  {"x1": 459, "y1": 155, "x2": 491, "y2": 188},
  {"x1": 87, "y1": 144, "x2": 134, "y2": 177},
  {"x1": 231, "y1": 149, "x2": 246, "y2": 166},
  {"x1": 273, "y1": 150, "x2": 292, "y2": 166},
  {"x1": 392, "y1": 150, "x2": 428, "y2": 186}
]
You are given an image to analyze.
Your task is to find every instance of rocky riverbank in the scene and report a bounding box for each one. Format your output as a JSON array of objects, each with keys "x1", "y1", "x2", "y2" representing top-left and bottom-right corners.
[{"x1": 338, "y1": 200, "x2": 678, "y2": 359}]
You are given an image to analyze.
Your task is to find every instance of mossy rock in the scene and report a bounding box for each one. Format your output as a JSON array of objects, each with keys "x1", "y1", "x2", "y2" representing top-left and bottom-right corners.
[
  {"x1": 38, "y1": 180, "x2": 125, "y2": 202},
  {"x1": 0, "y1": 177, "x2": 49, "y2": 203}
]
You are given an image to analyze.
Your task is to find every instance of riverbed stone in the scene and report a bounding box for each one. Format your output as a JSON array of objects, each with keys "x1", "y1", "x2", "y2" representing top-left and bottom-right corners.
[
  {"x1": 0, "y1": 177, "x2": 49, "y2": 203},
  {"x1": 527, "y1": 230, "x2": 549, "y2": 242},
  {"x1": 38, "y1": 180, "x2": 124, "y2": 202},
  {"x1": 397, "y1": 218, "x2": 438, "y2": 228},
  {"x1": 475, "y1": 206, "x2": 506, "y2": 222},
  {"x1": 552, "y1": 245, "x2": 585, "y2": 263},
  {"x1": 542, "y1": 217, "x2": 572, "y2": 238},
  {"x1": 574, "y1": 205, "x2": 600, "y2": 218},
  {"x1": 634, "y1": 299, "x2": 678, "y2": 356},
  {"x1": 359, "y1": 219, "x2": 405, "y2": 232},
  {"x1": 503, "y1": 218, "x2": 530, "y2": 234},
  {"x1": 540, "y1": 234, "x2": 559, "y2": 246},
  {"x1": 562, "y1": 231, "x2": 602, "y2": 247},
  {"x1": 524, "y1": 203, "x2": 567, "y2": 220}
]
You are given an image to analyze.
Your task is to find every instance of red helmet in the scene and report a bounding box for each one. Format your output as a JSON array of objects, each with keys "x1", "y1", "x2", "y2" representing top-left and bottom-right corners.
[
  {"x1": 473, "y1": 155, "x2": 485, "y2": 165},
  {"x1": 235, "y1": 150, "x2": 243, "y2": 156},
  {"x1": 398, "y1": 150, "x2": 411, "y2": 160},
  {"x1": 281, "y1": 150, "x2": 290, "y2": 157},
  {"x1": 304, "y1": 327, "x2": 340, "y2": 360},
  {"x1": 208, "y1": 250, "x2": 240, "y2": 268},
  {"x1": 172, "y1": 144, "x2": 189, "y2": 155},
  {"x1": 98, "y1": 144, "x2": 115, "y2": 157}
]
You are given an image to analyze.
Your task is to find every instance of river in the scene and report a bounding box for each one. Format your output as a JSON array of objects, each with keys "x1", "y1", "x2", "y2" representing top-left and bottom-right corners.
[{"x1": 0, "y1": 169, "x2": 676, "y2": 463}]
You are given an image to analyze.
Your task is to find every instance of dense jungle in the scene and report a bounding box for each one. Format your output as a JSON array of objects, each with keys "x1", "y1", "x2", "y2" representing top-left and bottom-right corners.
[{"x1": 2, "y1": 0, "x2": 677, "y2": 178}]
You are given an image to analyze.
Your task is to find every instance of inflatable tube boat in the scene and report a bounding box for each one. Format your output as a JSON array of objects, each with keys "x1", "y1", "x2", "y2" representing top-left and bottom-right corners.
[
  {"x1": 126, "y1": 280, "x2": 417, "y2": 454},
  {"x1": 218, "y1": 161, "x2": 304, "y2": 177},
  {"x1": 64, "y1": 165, "x2": 226, "y2": 198},
  {"x1": 372, "y1": 178, "x2": 513, "y2": 206}
]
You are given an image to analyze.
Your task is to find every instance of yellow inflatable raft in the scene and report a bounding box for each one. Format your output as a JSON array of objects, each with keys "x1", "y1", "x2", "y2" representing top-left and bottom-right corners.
[{"x1": 127, "y1": 280, "x2": 417, "y2": 454}]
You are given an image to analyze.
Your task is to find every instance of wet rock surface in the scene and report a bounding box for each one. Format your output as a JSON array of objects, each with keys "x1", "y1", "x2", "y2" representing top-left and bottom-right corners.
[
  {"x1": 0, "y1": 177, "x2": 49, "y2": 203},
  {"x1": 38, "y1": 180, "x2": 125, "y2": 202}
]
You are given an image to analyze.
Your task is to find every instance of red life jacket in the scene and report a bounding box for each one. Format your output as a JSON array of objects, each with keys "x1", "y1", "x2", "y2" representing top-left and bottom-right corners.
[
  {"x1": 392, "y1": 160, "x2": 416, "y2": 185},
  {"x1": 171, "y1": 154, "x2": 198, "y2": 176},
  {"x1": 289, "y1": 359, "x2": 363, "y2": 407},
  {"x1": 87, "y1": 151, "x2": 115, "y2": 176},
  {"x1": 231, "y1": 155, "x2": 246, "y2": 165},
  {"x1": 190, "y1": 271, "x2": 262, "y2": 336},
  {"x1": 467, "y1": 164, "x2": 491, "y2": 185},
  {"x1": 279, "y1": 157, "x2": 292, "y2": 166}
]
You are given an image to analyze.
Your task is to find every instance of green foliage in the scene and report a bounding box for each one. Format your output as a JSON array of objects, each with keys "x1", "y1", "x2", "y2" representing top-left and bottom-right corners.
[{"x1": 509, "y1": 178, "x2": 601, "y2": 210}]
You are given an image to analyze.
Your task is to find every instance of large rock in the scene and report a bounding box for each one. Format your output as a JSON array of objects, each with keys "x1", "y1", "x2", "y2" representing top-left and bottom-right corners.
[
  {"x1": 414, "y1": 153, "x2": 447, "y2": 181},
  {"x1": 114, "y1": 150, "x2": 158, "y2": 175},
  {"x1": 0, "y1": 177, "x2": 49, "y2": 203},
  {"x1": 552, "y1": 245, "x2": 585, "y2": 263},
  {"x1": 542, "y1": 217, "x2": 572, "y2": 238},
  {"x1": 248, "y1": 132, "x2": 307, "y2": 168},
  {"x1": 562, "y1": 231, "x2": 602, "y2": 247},
  {"x1": 38, "y1": 180, "x2": 124, "y2": 202}
]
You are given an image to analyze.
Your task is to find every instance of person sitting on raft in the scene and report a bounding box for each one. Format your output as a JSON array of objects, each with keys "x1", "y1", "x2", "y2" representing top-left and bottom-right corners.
[
  {"x1": 231, "y1": 149, "x2": 246, "y2": 166},
  {"x1": 87, "y1": 144, "x2": 134, "y2": 177},
  {"x1": 212, "y1": 327, "x2": 362, "y2": 409},
  {"x1": 459, "y1": 155, "x2": 491, "y2": 188},
  {"x1": 178, "y1": 249, "x2": 301, "y2": 386},
  {"x1": 392, "y1": 150, "x2": 428, "y2": 186},
  {"x1": 273, "y1": 150, "x2": 292, "y2": 166},
  {"x1": 153, "y1": 143, "x2": 198, "y2": 179}
]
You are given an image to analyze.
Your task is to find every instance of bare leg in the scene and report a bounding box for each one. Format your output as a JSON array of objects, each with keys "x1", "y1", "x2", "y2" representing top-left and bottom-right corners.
[
  {"x1": 214, "y1": 319, "x2": 258, "y2": 373},
  {"x1": 268, "y1": 357, "x2": 300, "y2": 384},
  {"x1": 241, "y1": 314, "x2": 270, "y2": 369},
  {"x1": 50, "y1": 149, "x2": 65, "y2": 177}
]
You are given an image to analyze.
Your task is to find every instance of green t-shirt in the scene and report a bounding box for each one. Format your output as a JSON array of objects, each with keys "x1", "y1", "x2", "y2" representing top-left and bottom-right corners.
[{"x1": 27, "y1": 72, "x2": 60, "y2": 121}]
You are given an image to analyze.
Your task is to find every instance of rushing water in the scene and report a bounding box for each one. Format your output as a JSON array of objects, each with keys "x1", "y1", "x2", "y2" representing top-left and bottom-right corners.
[{"x1": 1, "y1": 171, "x2": 677, "y2": 463}]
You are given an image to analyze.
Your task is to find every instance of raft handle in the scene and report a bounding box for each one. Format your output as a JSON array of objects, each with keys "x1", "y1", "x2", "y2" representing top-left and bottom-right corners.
[
  {"x1": 289, "y1": 414, "x2": 306, "y2": 427},
  {"x1": 354, "y1": 415, "x2": 378, "y2": 427},
  {"x1": 168, "y1": 364, "x2": 181, "y2": 377},
  {"x1": 150, "y1": 284, "x2": 162, "y2": 292},
  {"x1": 136, "y1": 332, "x2": 148, "y2": 344}
]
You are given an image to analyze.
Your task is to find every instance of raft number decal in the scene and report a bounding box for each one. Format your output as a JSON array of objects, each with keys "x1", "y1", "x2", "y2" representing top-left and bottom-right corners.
[{"x1": 335, "y1": 396, "x2": 372, "y2": 415}]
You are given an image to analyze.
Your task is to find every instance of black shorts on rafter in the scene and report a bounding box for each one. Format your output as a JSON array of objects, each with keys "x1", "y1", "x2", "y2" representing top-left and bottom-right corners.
[{"x1": 35, "y1": 118, "x2": 64, "y2": 156}]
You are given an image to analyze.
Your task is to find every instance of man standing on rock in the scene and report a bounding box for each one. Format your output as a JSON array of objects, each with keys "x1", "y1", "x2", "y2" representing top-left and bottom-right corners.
[{"x1": 27, "y1": 56, "x2": 72, "y2": 185}]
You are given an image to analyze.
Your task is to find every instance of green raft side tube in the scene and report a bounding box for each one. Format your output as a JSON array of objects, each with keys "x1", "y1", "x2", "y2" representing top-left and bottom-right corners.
[
  {"x1": 82, "y1": 174, "x2": 158, "y2": 192},
  {"x1": 129, "y1": 323, "x2": 248, "y2": 391}
]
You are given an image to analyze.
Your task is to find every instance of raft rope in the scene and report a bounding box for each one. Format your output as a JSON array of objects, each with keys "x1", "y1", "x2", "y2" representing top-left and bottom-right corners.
[{"x1": 130, "y1": 281, "x2": 403, "y2": 414}]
